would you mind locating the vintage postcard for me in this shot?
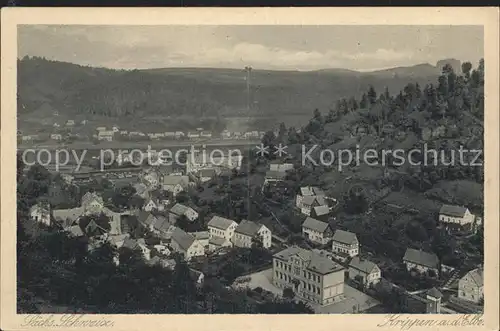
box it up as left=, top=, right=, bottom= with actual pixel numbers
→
left=1, top=7, right=499, bottom=331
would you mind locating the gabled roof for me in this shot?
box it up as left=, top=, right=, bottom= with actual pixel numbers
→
left=122, top=237, right=140, bottom=250
left=273, top=246, right=344, bottom=275
left=427, top=287, right=443, bottom=299
left=191, top=231, right=209, bottom=241
left=152, top=216, right=173, bottom=233
left=403, top=248, right=439, bottom=269
left=209, top=236, right=228, bottom=246
left=300, top=186, right=325, bottom=196
left=137, top=211, right=156, bottom=226
left=163, top=175, right=189, bottom=187
left=302, top=217, right=330, bottom=233
left=349, top=256, right=378, bottom=274
left=313, top=205, right=330, bottom=217
left=332, top=229, right=358, bottom=245
left=301, top=195, right=326, bottom=206
left=439, top=204, right=468, bottom=218
left=66, top=225, right=84, bottom=237
left=234, top=220, right=264, bottom=237
left=170, top=203, right=196, bottom=216
left=171, top=228, right=196, bottom=251
left=463, top=268, right=484, bottom=287
left=207, top=215, right=236, bottom=230
left=53, top=207, right=84, bottom=227
left=265, top=170, right=287, bottom=180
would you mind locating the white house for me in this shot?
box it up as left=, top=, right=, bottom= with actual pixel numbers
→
left=232, top=220, right=271, bottom=249
left=208, top=216, right=238, bottom=241
left=302, top=217, right=333, bottom=245
left=96, top=126, right=106, bottom=132
left=439, top=205, right=475, bottom=226
left=220, top=130, right=231, bottom=139
left=142, top=198, right=160, bottom=212
left=263, top=170, right=287, bottom=188
left=200, top=131, right=212, bottom=138
left=403, top=248, right=439, bottom=275
left=458, top=267, right=484, bottom=304
left=98, top=130, right=114, bottom=141
left=170, top=203, right=198, bottom=222
left=269, top=161, right=294, bottom=173
left=112, top=125, right=120, bottom=133
left=331, top=229, right=359, bottom=257
left=66, top=120, right=75, bottom=127
left=187, top=132, right=200, bottom=139
left=162, top=176, right=189, bottom=196
left=297, top=195, right=327, bottom=216
left=174, top=131, right=185, bottom=139
left=50, top=133, right=63, bottom=141
left=348, top=257, right=381, bottom=287
left=30, top=202, right=51, bottom=226
left=170, top=228, right=205, bottom=261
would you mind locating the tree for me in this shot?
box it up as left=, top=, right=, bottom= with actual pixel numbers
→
left=461, top=62, right=472, bottom=79
left=367, top=86, right=377, bottom=105
left=360, top=93, right=369, bottom=109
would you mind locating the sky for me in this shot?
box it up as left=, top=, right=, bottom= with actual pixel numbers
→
left=18, top=25, right=483, bottom=71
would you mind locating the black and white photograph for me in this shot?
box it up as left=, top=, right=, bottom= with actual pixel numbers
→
left=1, top=7, right=499, bottom=331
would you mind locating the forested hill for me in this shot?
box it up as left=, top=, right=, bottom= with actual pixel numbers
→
left=17, top=57, right=449, bottom=118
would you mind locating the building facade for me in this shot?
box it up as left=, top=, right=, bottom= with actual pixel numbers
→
left=273, top=246, right=346, bottom=306
left=331, top=230, right=359, bottom=257
left=458, top=267, right=484, bottom=304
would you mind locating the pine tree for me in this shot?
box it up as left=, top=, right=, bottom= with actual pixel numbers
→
left=367, top=86, right=377, bottom=105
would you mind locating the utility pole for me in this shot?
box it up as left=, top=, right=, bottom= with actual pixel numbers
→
left=245, top=66, right=252, bottom=111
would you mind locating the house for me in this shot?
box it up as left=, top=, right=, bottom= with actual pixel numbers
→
left=186, top=151, right=243, bottom=173
left=311, top=205, right=331, bottom=220
left=208, top=236, right=232, bottom=252
left=403, top=248, right=439, bottom=275
left=81, top=120, right=88, bottom=125
left=207, top=215, right=238, bottom=242
left=81, top=192, right=104, bottom=212
left=162, top=176, right=189, bottom=196
left=170, top=228, right=205, bottom=261
left=151, top=215, right=176, bottom=239
left=263, top=170, right=287, bottom=188
left=220, top=130, right=231, bottom=139
left=174, top=131, right=185, bottom=139
left=170, top=203, right=198, bottom=222
left=96, top=127, right=106, bottom=132
left=133, top=183, right=150, bottom=199
left=137, top=211, right=158, bottom=230
left=273, top=246, right=345, bottom=306
left=164, top=132, right=175, bottom=139
left=122, top=238, right=151, bottom=261
left=200, top=131, right=212, bottom=138
left=232, top=220, right=271, bottom=249
left=187, top=132, right=200, bottom=139
left=119, top=130, right=128, bottom=135
left=21, top=135, right=33, bottom=142
left=98, top=130, right=114, bottom=141
left=141, top=170, right=160, bottom=188
left=53, top=123, right=60, bottom=128
left=269, top=160, right=294, bottom=173
left=191, top=231, right=210, bottom=250
left=60, top=173, right=74, bottom=185
left=153, top=244, right=171, bottom=256
left=50, top=133, right=63, bottom=141
left=112, top=125, right=120, bottom=133
left=52, top=207, right=84, bottom=228
left=30, top=202, right=51, bottom=226
left=331, top=229, right=359, bottom=257
left=296, top=186, right=325, bottom=204
left=439, top=204, right=475, bottom=227
left=458, top=267, right=484, bottom=304
left=107, top=234, right=130, bottom=248
left=198, top=168, right=217, bottom=183
left=297, top=195, right=327, bottom=216
left=302, top=217, right=332, bottom=245
left=348, top=257, right=381, bottom=287
left=65, top=225, right=85, bottom=238
left=142, top=198, right=161, bottom=212
left=66, top=120, right=75, bottom=127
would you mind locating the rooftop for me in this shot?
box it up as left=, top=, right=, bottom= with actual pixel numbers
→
left=171, top=228, right=196, bottom=251
left=403, top=248, right=439, bottom=269
left=349, top=256, right=378, bottom=274
left=234, top=220, right=264, bottom=237
left=274, top=246, right=344, bottom=275
left=332, top=229, right=358, bottom=245
left=207, top=215, right=236, bottom=230
left=439, top=204, right=468, bottom=218
left=302, top=217, right=330, bottom=233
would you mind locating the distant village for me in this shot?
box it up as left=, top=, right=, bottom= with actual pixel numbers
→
left=27, top=144, right=484, bottom=314
left=18, top=117, right=266, bottom=145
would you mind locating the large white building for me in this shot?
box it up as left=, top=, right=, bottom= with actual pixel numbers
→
left=302, top=217, right=332, bottom=245
left=273, top=246, right=346, bottom=306
left=170, top=228, right=205, bottom=261
left=186, top=151, right=243, bottom=174
left=348, top=257, right=381, bottom=287
left=207, top=215, right=238, bottom=243
left=458, top=267, right=484, bottom=304
left=403, top=248, right=439, bottom=275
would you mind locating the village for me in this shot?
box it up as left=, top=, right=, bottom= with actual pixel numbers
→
left=17, top=119, right=266, bottom=146
left=26, top=136, right=484, bottom=314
